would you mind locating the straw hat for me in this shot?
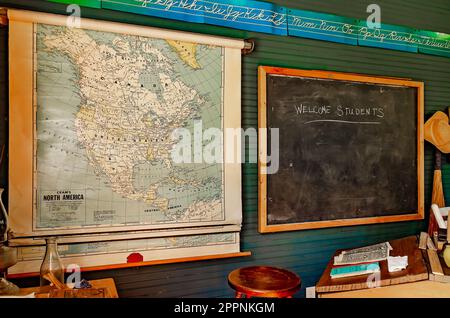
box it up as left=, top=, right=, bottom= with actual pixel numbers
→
left=424, top=111, right=450, bottom=153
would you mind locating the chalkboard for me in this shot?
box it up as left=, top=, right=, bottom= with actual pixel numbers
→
left=258, top=67, right=424, bottom=233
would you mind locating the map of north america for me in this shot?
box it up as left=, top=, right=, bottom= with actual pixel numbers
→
left=35, top=24, right=224, bottom=228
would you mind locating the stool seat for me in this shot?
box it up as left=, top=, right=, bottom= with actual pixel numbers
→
left=228, top=266, right=301, bottom=298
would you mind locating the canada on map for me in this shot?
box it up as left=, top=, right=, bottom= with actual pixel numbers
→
left=35, top=24, right=225, bottom=229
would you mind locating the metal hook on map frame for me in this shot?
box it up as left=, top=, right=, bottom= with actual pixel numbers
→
left=242, top=39, right=255, bottom=55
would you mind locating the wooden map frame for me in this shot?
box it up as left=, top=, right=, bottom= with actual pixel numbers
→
left=8, top=9, right=244, bottom=243
left=258, top=66, right=425, bottom=233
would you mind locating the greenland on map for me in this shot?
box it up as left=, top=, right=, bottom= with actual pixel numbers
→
left=35, top=23, right=225, bottom=230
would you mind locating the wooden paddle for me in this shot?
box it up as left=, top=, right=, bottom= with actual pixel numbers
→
left=428, top=149, right=445, bottom=238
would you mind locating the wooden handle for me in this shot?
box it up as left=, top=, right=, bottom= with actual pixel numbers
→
left=43, top=272, right=66, bottom=289
left=435, top=150, right=442, bottom=170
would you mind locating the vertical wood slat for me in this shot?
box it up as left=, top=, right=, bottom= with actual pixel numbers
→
left=427, top=249, right=444, bottom=275
left=7, top=20, right=34, bottom=235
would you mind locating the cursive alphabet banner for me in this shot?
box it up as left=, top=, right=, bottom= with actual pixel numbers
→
left=417, top=30, right=450, bottom=58
left=357, top=22, right=418, bottom=53
left=288, top=9, right=358, bottom=45
left=101, top=0, right=288, bottom=35
left=46, top=0, right=450, bottom=58
left=47, top=0, right=101, bottom=8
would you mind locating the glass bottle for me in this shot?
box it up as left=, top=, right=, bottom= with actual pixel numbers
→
left=40, top=237, right=64, bottom=287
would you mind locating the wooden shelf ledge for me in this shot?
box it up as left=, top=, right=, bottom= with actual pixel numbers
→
left=8, top=251, right=252, bottom=279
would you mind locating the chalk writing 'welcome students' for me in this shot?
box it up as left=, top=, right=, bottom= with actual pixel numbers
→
left=295, top=104, right=385, bottom=118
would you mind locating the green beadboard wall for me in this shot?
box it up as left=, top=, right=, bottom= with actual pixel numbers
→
left=1, top=0, right=450, bottom=297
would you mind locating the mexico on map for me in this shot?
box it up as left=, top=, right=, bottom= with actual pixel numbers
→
left=35, top=23, right=225, bottom=230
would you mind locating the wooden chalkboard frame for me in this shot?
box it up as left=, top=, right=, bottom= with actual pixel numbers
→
left=258, top=66, right=424, bottom=233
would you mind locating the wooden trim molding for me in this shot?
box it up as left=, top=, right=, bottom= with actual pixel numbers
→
left=258, top=66, right=425, bottom=233
left=257, top=66, right=268, bottom=234
left=7, top=251, right=252, bottom=279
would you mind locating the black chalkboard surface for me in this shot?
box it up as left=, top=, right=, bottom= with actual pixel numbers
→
left=258, top=67, right=424, bottom=233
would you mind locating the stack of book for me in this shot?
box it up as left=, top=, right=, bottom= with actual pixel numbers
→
left=330, top=242, right=392, bottom=279
left=330, top=262, right=380, bottom=279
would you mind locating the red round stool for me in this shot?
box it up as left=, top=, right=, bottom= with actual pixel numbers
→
left=228, top=266, right=301, bottom=298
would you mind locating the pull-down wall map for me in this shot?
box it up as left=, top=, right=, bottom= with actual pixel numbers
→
left=8, top=9, right=243, bottom=274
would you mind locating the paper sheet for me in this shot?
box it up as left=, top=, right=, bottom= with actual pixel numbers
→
left=387, top=256, right=408, bottom=272
left=334, top=242, right=392, bottom=266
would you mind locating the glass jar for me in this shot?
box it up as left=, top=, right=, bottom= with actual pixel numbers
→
left=40, top=237, right=64, bottom=287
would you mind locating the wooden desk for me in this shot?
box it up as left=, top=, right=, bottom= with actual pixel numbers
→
left=18, top=278, right=118, bottom=298
left=321, top=280, right=450, bottom=298
left=316, top=236, right=429, bottom=296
